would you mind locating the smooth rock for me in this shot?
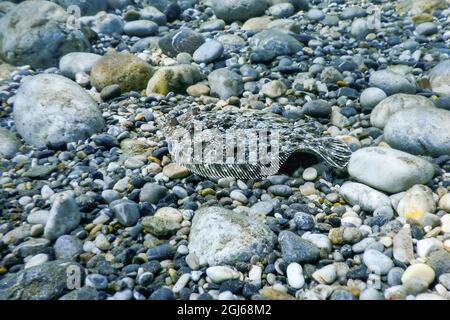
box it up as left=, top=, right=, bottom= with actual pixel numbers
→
left=0, top=1, right=90, bottom=69
left=158, top=28, right=205, bottom=57
left=146, top=64, right=203, bottom=96
left=384, top=107, right=450, bottom=157
left=0, top=260, right=82, bottom=300
left=401, top=263, right=435, bottom=286
left=397, top=185, right=436, bottom=223
left=393, top=226, right=414, bottom=264
left=370, top=94, right=435, bottom=129
left=360, top=87, right=387, bottom=111
left=348, top=147, right=434, bottom=193
left=363, top=249, right=394, bottom=275
left=278, top=230, right=320, bottom=264
left=193, top=40, right=224, bottom=64
left=340, top=182, right=392, bottom=212
left=91, top=52, right=154, bottom=93
left=188, top=207, right=277, bottom=266
left=369, top=69, right=416, bottom=96
left=0, top=128, right=21, bottom=159
left=286, top=263, right=304, bottom=289
left=59, top=52, right=102, bottom=80
left=13, top=74, right=105, bottom=148
left=123, top=20, right=158, bottom=37
left=208, top=68, right=243, bottom=100
left=211, top=0, right=267, bottom=23
left=44, top=193, right=81, bottom=241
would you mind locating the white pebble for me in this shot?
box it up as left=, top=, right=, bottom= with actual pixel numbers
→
left=286, top=263, right=305, bottom=289
left=173, top=273, right=191, bottom=294
left=312, top=264, right=337, bottom=284
left=206, top=266, right=240, bottom=283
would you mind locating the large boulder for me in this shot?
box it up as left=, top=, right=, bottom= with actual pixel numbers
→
left=146, top=64, right=203, bottom=96
left=90, top=52, right=154, bottom=93
left=384, top=107, right=450, bottom=157
left=211, top=0, right=268, bottom=23
left=0, top=0, right=90, bottom=69
left=188, top=206, right=277, bottom=266
left=13, top=74, right=105, bottom=148
left=0, top=260, right=83, bottom=300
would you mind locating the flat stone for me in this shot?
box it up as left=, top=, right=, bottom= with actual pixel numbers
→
left=188, top=207, right=277, bottom=266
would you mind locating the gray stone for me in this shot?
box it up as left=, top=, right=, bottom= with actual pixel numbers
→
left=59, top=286, right=99, bottom=300
left=340, top=182, right=391, bottom=212
left=110, top=199, right=140, bottom=227
left=415, top=22, right=438, bottom=36
left=13, top=238, right=50, bottom=258
left=269, top=3, right=295, bottom=18
left=393, top=227, right=414, bottom=264
left=188, top=207, right=277, bottom=266
left=0, top=0, right=90, bottom=69
left=384, top=107, right=450, bottom=157
left=363, top=249, right=394, bottom=275
left=429, top=60, right=450, bottom=96
left=139, top=6, right=167, bottom=25
left=13, top=74, right=105, bottom=148
left=91, top=12, right=124, bottom=35
left=0, top=128, right=21, bottom=159
left=348, top=147, right=435, bottom=193
left=208, top=68, right=244, bottom=99
left=211, top=0, right=267, bottom=23
left=54, top=235, right=83, bottom=260
left=193, top=40, right=224, bottom=64
left=44, top=193, right=81, bottom=241
left=278, top=231, right=320, bottom=263
left=0, top=260, right=83, bottom=300
left=369, top=70, right=416, bottom=96
left=123, top=20, right=159, bottom=37
left=370, top=94, right=435, bottom=129
left=158, top=28, right=205, bottom=57
left=360, top=87, right=387, bottom=111
left=268, top=185, right=293, bottom=197
left=139, top=183, right=168, bottom=204
left=249, top=29, right=302, bottom=57
left=59, top=52, right=102, bottom=80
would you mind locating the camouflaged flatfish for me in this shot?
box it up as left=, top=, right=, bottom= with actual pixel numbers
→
left=161, top=108, right=352, bottom=179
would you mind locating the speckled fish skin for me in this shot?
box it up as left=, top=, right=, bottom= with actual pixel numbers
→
left=162, top=108, right=352, bottom=179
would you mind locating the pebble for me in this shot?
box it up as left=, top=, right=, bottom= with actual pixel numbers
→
left=193, top=40, right=224, bottom=64
left=363, top=249, right=394, bottom=275
left=286, top=263, right=305, bottom=289
left=206, top=266, right=240, bottom=283
left=402, top=264, right=435, bottom=286
left=312, top=264, right=337, bottom=284
left=340, top=182, right=391, bottom=212
left=44, top=194, right=81, bottom=241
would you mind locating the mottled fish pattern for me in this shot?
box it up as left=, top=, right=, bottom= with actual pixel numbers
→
left=161, top=108, right=352, bottom=179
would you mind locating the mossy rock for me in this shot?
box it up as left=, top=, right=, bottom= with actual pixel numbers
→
left=91, top=52, right=154, bottom=93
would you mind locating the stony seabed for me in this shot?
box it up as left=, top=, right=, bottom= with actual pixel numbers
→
left=0, top=0, right=450, bottom=301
